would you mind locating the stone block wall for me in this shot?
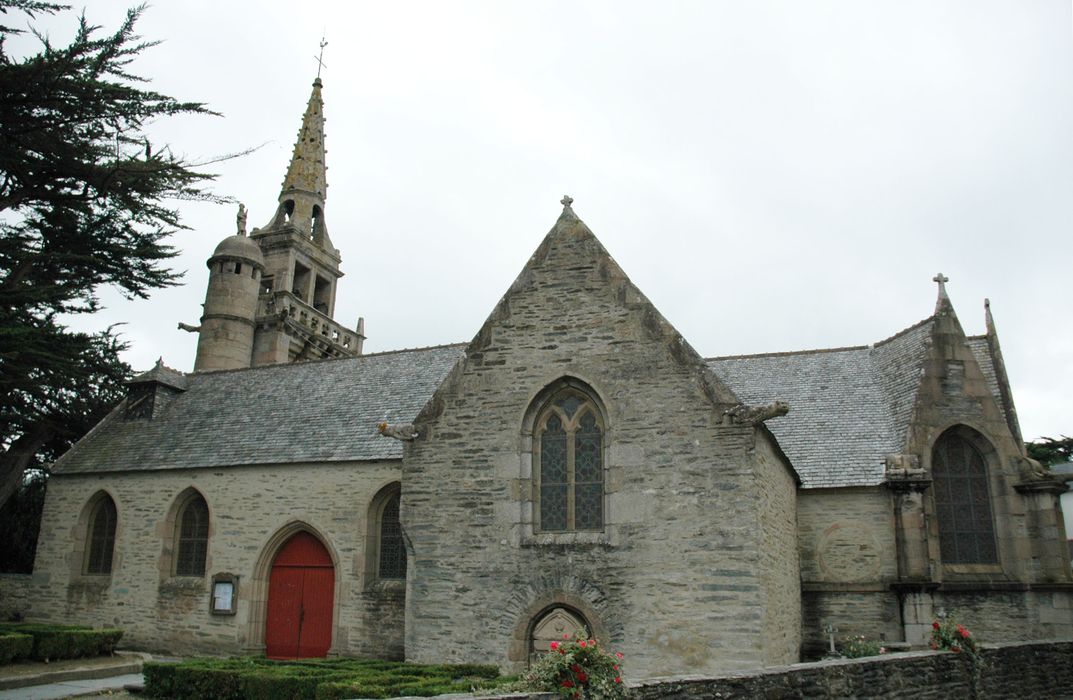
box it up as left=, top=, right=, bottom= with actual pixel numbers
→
left=796, top=487, right=901, bottom=653
left=753, top=432, right=800, bottom=665
left=402, top=215, right=800, bottom=679
left=19, top=461, right=404, bottom=657
left=630, top=639, right=1073, bottom=699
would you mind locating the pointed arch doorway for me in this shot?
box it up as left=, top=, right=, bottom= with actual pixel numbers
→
left=265, top=531, right=335, bottom=659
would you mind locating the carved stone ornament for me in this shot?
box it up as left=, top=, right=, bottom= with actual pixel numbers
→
left=724, top=401, right=789, bottom=426
left=377, top=422, right=418, bottom=442
left=884, top=454, right=930, bottom=492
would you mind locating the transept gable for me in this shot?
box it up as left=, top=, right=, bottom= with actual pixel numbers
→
left=413, top=198, right=743, bottom=432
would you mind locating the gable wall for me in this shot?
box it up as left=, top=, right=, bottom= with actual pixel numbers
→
left=19, top=461, right=404, bottom=658
left=909, top=307, right=1070, bottom=584
left=401, top=219, right=799, bottom=679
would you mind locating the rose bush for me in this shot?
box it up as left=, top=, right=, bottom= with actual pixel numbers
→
left=527, top=631, right=626, bottom=700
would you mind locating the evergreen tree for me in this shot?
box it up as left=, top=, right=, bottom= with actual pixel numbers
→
left=1027, top=436, right=1073, bottom=467
left=0, top=2, right=226, bottom=529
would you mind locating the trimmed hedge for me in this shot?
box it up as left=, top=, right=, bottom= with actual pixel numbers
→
left=144, top=656, right=507, bottom=700
left=0, top=633, right=33, bottom=664
left=0, top=623, right=124, bottom=662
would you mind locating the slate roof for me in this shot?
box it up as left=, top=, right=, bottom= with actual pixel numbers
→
left=54, top=315, right=1010, bottom=490
left=708, top=345, right=901, bottom=489
left=53, top=344, right=465, bottom=474
left=708, top=318, right=1008, bottom=489
left=967, top=335, right=1007, bottom=417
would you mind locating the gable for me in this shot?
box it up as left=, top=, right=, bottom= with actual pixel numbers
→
left=414, top=202, right=742, bottom=431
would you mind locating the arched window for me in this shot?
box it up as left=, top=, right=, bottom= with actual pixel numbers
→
left=378, top=492, right=406, bottom=580
left=932, top=430, right=998, bottom=564
left=85, top=495, right=117, bottom=575
left=535, top=388, right=605, bottom=532
left=175, top=494, right=209, bottom=576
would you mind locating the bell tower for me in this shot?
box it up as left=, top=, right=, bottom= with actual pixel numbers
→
left=184, top=75, right=365, bottom=371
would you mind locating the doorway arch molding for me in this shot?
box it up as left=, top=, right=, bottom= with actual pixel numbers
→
left=245, top=520, right=341, bottom=656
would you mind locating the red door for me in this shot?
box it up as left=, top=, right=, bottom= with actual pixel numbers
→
left=265, top=532, right=335, bottom=659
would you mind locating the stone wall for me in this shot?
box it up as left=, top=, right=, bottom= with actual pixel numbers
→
left=753, top=432, right=800, bottom=665
left=14, top=461, right=404, bottom=657
left=402, top=212, right=800, bottom=679
left=630, top=639, right=1073, bottom=700
left=796, top=487, right=901, bottom=654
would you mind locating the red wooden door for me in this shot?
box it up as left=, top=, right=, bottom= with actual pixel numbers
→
left=265, top=532, right=335, bottom=659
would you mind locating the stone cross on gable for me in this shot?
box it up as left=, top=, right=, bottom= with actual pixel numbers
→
left=314, top=37, right=328, bottom=79
left=933, top=272, right=949, bottom=296
left=561, top=195, right=574, bottom=208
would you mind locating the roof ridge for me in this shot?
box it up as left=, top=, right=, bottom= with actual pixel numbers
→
left=191, top=342, right=467, bottom=377
left=706, top=344, right=870, bottom=361
left=871, top=316, right=933, bottom=348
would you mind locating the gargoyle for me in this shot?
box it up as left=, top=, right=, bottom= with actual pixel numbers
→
left=377, top=422, right=419, bottom=442
left=177, top=322, right=201, bottom=333
left=724, top=401, right=789, bottom=426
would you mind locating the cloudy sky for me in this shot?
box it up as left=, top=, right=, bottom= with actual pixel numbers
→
left=12, top=1, right=1073, bottom=441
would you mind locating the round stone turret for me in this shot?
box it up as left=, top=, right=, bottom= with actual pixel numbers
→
left=212, top=234, right=265, bottom=264
left=193, top=232, right=266, bottom=372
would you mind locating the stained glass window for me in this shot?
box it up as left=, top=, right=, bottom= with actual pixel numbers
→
left=86, top=496, right=117, bottom=575
left=379, top=493, right=407, bottom=579
left=932, top=432, right=998, bottom=564
left=176, top=495, right=209, bottom=576
left=536, top=390, right=604, bottom=532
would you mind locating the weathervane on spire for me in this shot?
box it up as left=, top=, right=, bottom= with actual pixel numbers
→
left=314, top=37, right=328, bottom=79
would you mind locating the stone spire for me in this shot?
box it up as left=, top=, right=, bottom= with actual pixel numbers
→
left=261, top=77, right=333, bottom=250
left=281, top=78, right=327, bottom=203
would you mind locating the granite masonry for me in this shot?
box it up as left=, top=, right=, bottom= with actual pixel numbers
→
left=1, top=75, right=1070, bottom=681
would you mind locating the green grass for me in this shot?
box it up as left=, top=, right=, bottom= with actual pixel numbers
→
left=143, top=656, right=516, bottom=700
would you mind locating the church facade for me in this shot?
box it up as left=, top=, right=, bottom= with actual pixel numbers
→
left=2, top=77, right=1071, bottom=680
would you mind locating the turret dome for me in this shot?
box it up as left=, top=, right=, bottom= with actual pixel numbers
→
left=211, top=234, right=265, bottom=265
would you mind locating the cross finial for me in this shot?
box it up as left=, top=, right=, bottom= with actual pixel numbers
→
left=933, top=272, right=949, bottom=294
left=315, top=37, right=328, bottom=79
left=561, top=195, right=574, bottom=208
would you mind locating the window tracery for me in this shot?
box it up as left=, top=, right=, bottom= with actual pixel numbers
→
left=535, top=389, right=605, bottom=532
left=932, top=430, right=998, bottom=564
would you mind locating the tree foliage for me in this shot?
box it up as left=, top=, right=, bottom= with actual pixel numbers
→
left=0, top=2, right=223, bottom=520
left=1027, top=436, right=1073, bottom=467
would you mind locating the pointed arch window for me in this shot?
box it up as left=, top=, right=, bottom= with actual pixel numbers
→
left=378, top=492, right=406, bottom=580
left=85, top=496, right=117, bottom=575
left=176, top=494, right=209, bottom=576
left=932, top=430, right=998, bottom=564
left=535, top=389, right=604, bottom=532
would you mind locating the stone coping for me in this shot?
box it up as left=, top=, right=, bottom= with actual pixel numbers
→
left=0, top=650, right=150, bottom=691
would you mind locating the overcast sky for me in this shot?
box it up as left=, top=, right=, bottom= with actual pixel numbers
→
left=13, top=1, right=1073, bottom=442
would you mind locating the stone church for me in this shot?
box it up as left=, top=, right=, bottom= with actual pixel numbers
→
left=3, top=77, right=1071, bottom=680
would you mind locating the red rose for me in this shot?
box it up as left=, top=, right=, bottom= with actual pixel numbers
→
left=579, top=640, right=586, bottom=648
left=550, top=642, right=559, bottom=651
left=571, top=664, right=581, bottom=674
left=562, top=680, right=574, bottom=688
left=577, top=672, right=588, bottom=683
left=615, top=652, right=624, bottom=660
left=615, top=677, right=622, bottom=684
left=957, top=625, right=969, bottom=638
left=932, top=621, right=940, bottom=630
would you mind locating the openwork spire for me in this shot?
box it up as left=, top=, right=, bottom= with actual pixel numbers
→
left=280, top=78, right=327, bottom=203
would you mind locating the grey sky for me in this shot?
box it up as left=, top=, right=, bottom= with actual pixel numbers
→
left=15, top=1, right=1073, bottom=441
